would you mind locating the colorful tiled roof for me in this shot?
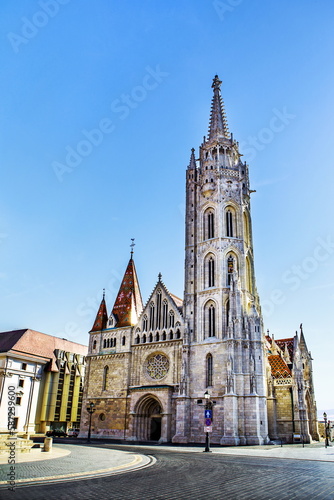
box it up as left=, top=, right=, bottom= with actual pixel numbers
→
left=268, top=355, right=292, bottom=379
left=112, top=258, right=143, bottom=327
left=90, top=297, right=108, bottom=332
left=275, top=338, right=294, bottom=360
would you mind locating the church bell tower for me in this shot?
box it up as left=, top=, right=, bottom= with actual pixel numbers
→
left=176, top=75, right=269, bottom=445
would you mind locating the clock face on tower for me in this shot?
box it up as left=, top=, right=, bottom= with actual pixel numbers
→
left=145, top=353, right=170, bottom=380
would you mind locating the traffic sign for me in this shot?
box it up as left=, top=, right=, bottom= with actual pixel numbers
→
left=205, top=418, right=212, bottom=426
left=204, top=426, right=213, bottom=433
left=204, top=409, right=213, bottom=419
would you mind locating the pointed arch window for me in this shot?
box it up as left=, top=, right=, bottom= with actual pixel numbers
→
left=162, top=300, right=168, bottom=329
left=204, top=302, right=216, bottom=338
left=136, top=335, right=140, bottom=344
left=149, top=303, right=155, bottom=331
left=204, top=207, right=215, bottom=240
left=208, top=305, right=216, bottom=337
left=227, top=255, right=234, bottom=285
left=93, top=340, right=97, bottom=350
left=143, top=315, right=148, bottom=332
left=102, top=365, right=109, bottom=391
left=156, top=290, right=162, bottom=329
left=206, top=354, right=213, bottom=387
left=208, top=256, right=215, bottom=287
left=169, top=311, right=175, bottom=328
left=226, top=209, right=233, bottom=237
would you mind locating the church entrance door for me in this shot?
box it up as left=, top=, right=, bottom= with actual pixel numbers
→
left=135, top=395, right=163, bottom=441
left=150, top=416, right=161, bottom=441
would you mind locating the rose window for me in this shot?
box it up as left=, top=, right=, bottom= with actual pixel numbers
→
left=145, top=353, right=169, bottom=380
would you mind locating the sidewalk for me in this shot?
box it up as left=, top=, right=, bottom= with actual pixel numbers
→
left=0, top=443, right=154, bottom=487
left=0, top=441, right=332, bottom=488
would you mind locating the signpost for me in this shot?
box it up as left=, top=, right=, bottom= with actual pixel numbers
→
left=204, top=392, right=213, bottom=452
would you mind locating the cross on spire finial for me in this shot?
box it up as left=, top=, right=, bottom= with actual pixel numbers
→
left=130, top=238, right=135, bottom=258
left=103, top=288, right=105, bottom=300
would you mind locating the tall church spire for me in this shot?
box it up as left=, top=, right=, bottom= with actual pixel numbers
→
left=111, top=255, right=143, bottom=327
left=208, top=75, right=230, bottom=141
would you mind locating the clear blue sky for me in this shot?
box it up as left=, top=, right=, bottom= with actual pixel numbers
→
left=1, top=1, right=333, bottom=412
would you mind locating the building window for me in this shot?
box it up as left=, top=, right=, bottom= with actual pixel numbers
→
left=143, top=315, right=148, bottom=332
left=149, top=303, right=155, bottom=331
left=204, top=209, right=215, bottom=240
left=162, top=300, right=168, bottom=329
left=226, top=209, right=234, bottom=237
left=208, top=256, right=215, bottom=287
left=155, top=332, right=160, bottom=342
left=136, top=335, right=140, bottom=344
left=102, top=366, right=109, bottom=391
left=206, top=354, right=213, bottom=387
left=103, top=339, right=106, bottom=348
left=156, top=290, right=162, bottom=330
left=21, top=363, right=27, bottom=370
left=162, top=331, right=167, bottom=341
left=149, top=333, right=153, bottom=342
left=227, top=255, right=234, bottom=285
left=99, top=413, right=106, bottom=421
left=208, top=305, right=215, bottom=337
left=142, top=334, right=147, bottom=343
left=122, top=336, right=126, bottom=346
left=93, top=340, right=97, bottom=350
left=18, top=379, right=24, bottom=388
left=169, top=311, right=175, bottom=328
left=16, top=397, right=22, bottom=405
left=205, top=302, right=216, bottom=338
left=169, top=330, right=174, bottom=340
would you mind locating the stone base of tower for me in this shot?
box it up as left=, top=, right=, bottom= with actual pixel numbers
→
left=220, top=436, right=241, bottom=446
left=172, top=396, right=190, bottom=444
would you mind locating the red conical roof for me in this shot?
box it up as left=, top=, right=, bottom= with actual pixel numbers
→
left=90, top=296, right=108, bottom=332
left=112, top=258, right=143, bottom=327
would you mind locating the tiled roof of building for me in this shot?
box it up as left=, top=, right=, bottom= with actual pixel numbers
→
left=268, top=355, right=292, bottom=379
left=112, top=258, right=143, bottom=327
left=275, top=338, right=294, bottom=359
left=90, top=296, right=108, bottom=332
left=0, top=329, right=87, bottom=371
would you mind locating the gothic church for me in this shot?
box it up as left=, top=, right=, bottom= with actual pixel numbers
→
left=80, top=76, right=319, bottom=445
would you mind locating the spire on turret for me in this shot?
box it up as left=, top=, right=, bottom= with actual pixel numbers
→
left=188, top=148, right=196, bottom=169
left=90, top=291, right=108, bottom=332
left=208, top=75, right=230, bottom=141
left=111, top=256, right=143, bottom=327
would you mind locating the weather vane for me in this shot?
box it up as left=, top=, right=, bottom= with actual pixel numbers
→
left=130, top=238, right=135, bottom=258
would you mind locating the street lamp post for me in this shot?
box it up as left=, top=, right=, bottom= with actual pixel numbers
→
left=204, top=391, right=213, bottom=453
left=323, top=412, right=329, bottom=448
left=87, top=402, right=96, bottom=443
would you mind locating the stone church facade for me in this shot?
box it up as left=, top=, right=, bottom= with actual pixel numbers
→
left=79, top=76, right=319, bottom=445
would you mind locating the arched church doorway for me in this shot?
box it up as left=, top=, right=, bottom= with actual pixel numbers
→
left=135, top=395, right=162, bottom=441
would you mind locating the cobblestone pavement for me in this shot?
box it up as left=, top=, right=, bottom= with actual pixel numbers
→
left=0, top=444, right=334, bottom=499
left=0, top=443, right=152, bottom=486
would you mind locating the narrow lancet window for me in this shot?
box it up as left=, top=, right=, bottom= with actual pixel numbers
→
left=208, top=256, right=215, bottom=287
left=226, top=209, right=233, bottom=237
left=206, top=354, right=213, bottom=387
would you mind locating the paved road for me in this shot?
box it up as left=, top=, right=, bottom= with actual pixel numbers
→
left=1, top=445, right=334, bottom=499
